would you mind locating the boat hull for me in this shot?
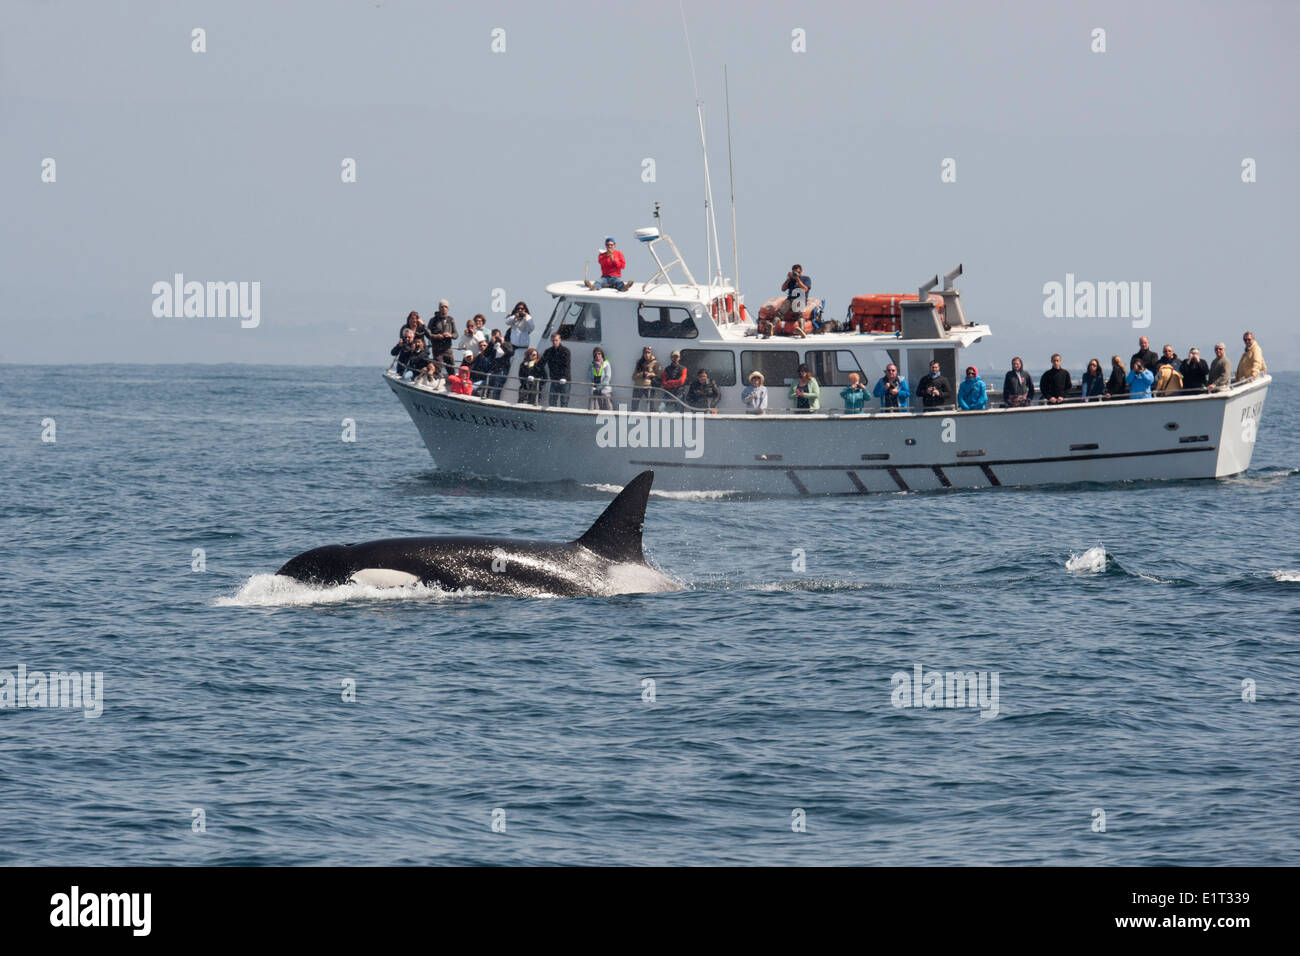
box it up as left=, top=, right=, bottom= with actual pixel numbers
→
left=385, top=375, right=1269, bottom=495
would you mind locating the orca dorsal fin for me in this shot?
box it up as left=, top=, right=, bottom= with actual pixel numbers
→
left=576, top=471, right=654, bottom=563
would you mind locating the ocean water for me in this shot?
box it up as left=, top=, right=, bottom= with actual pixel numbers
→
left=1, top=365, right=1297, bottom=866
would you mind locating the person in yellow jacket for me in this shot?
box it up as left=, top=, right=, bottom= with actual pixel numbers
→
left=1153, top=362, right=1184, bottom=396
left=1235, top=331, right=1267, bottom=382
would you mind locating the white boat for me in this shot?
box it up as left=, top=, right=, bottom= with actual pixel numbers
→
left=385, top=231, right=1269, bottom=494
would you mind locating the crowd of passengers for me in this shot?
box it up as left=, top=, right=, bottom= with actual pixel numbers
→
left=391, top=301, right=1268, bottom=414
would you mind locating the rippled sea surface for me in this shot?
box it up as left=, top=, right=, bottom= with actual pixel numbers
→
left=2, top=365, right=1297, bottom=865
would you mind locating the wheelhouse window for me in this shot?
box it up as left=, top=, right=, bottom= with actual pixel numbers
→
left=805, top=349, right=864, bottom=387
left=679, top=349, right=736, bottom=386
left=741, top=350, right=800, bottom=387
left=542, top=297, right=567, bottom=339
left=637, top=304, right=699, bottom=339
left=557, top=300, right=602, bottom=342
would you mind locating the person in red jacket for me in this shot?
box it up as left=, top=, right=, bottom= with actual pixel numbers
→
left=660, top=350, right=688, bottom=409
left=447, top=357, right=475, bottom=395
left=585, top=237, right=633, bottom=292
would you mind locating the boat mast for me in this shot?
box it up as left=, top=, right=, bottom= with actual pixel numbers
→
left=680, top=3, right=724, bottom=302
left=724, top=65, right=740, bottom=318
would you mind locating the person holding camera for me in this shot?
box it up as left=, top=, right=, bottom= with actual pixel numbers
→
left=506, top=301, right=534, bottom=349
left=872, top=364, right=910, bottom=409
left=390, top=329, right=430, bottom=380
left=485, top=329, right=515, bottom=400
left=840, top=372, right=869, bottom=414
left=788, top=364, right=821, bottom=413
left=585, top=237, right=633, bottom=292
left=917, top=360, right=954, bottom=409
left=778, top=264, right=812, bottom=320
left=455, top=315, right=486, bottom=362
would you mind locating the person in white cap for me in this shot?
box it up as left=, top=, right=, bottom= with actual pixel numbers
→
left=585, top=237, right=633, bottom=291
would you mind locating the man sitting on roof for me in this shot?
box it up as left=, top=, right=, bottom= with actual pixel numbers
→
left=585, top=237, right=633, bottom=292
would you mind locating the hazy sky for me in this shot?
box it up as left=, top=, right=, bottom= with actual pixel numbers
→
left=2, top=0, right=1297, bottom=370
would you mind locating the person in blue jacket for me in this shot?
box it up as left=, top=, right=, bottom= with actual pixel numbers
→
left=1126, top=358, right=1154, bottom=399
left=840, top=372, right=869, bottom=414
left=872, top=364, right=910, bottom=409
left=957, top=366, right=988, bottom=410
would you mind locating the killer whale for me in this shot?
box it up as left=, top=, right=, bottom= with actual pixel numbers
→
left=275, top=470, right=679, bottom=597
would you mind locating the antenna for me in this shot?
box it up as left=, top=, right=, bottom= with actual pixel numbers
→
left=724, top=65, right=739, bottom=317
left=680, top=2, right=724, bottom=297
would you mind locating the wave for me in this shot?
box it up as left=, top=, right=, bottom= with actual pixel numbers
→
left=722, top=579, right=882, bottom=594
left=1064, top=546, right=1177, bottom=584
left=1270, top=570, right=1300, bottom=583
left=583, top=482, right=742, bottom=502
left=213, top=573, right=480, bottom=607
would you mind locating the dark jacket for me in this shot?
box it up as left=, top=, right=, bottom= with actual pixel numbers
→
left=486, top=339, right=515, bottom=374
left=1180, top=357, right=1209, bottom=390
left=391, top=341, right=430, bottom=376
left=1155, top=352, right=1180, bottom=369
left=916, top=372, right=953, bottom=408
left=399, top=320, right=429, bottom=344
left=686, top=378, right=720, bottom=409
left=470, top=352, right=492, bottom=385
left=541, top=344, right=571, bottom=381
left=426, top=314, right=457, bottom=354
left=518, top=358, right=545, bottom=382
left=661, top=362, right=688, bottom=396
left=1131, top=348, right=1159, bottom=372
left=1002, top=368, right=1035, bottom=406
left=1106, top=366, right=1127, bottom=396
left=1039, top=367, right=1072, bottom=401
left=1082, top=371, right=1105, bottom=400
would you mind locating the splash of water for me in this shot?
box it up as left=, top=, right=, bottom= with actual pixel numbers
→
left=1065, top=545, right=1109, bottom=574
left=584, top=482, right=740, bottom=502
left=213, top=573, right=474, bottom=607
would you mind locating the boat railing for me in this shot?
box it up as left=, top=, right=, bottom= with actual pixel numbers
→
left=390, top=361, right=698, bottom=412
left=388, top=361, right=1267, bottom=415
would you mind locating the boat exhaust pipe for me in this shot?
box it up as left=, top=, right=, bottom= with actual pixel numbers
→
left=938, top=263, right=969, bottom=328
left=899, top=275, right=943, bottom=339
